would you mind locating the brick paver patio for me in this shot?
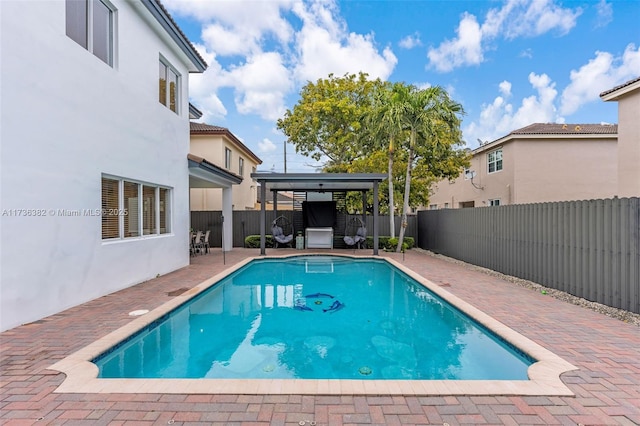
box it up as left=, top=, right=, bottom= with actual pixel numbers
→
left=1, top=248, right=639, bottom=425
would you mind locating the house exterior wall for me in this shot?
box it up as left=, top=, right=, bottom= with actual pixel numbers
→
left=190, top=134, right=259, bottom=211
left=429, top=143, right=515, bottom=208
left=428, top=135, right=618, bottom=209
left=512, top=138, right=618, bottom=203
left=617, top=89, right=640, bottom=197
left=0, top=0, right=194, bottom=331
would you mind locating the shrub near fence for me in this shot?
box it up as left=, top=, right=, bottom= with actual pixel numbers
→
left=417, top=197, right=640, bottom=314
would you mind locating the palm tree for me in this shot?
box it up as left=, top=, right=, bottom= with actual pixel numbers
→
left=367, top=81, right=408, bottom=238
left=395, top=85, right=463, bottom=252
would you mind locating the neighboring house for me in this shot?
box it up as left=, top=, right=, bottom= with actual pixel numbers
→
left=256, top=188, right=300, bottom=211
left=428, top=123, right=619, bottom=209
left=600, top=76, right=640, bottom=198
left=189, top=123, right=262, bottom=211
left=0, top=0, right=206, bottom=332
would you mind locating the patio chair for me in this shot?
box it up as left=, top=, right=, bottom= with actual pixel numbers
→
left=272, top=216, right=294, bottom=248
left=202, top=230, right=210, bottom=254
left=192, top=230, right=204, bottom=255
left=344, top=217, right=366, bottom=249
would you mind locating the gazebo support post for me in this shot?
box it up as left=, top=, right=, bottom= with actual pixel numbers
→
left=273, top=191, right=278, bottom=217
left=373, top=181, right=379, bottom=255
left=361, top=191, right=367, bottom=225
left=260, top=182, right=266, bottom=255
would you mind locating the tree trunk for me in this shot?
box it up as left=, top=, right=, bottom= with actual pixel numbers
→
left=388, top=139, right=395, bottom=238
left=396, top=131, right=414, bottom=252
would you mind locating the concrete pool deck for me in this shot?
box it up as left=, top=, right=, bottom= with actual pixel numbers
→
left=1, top=248, right=639, bottom=424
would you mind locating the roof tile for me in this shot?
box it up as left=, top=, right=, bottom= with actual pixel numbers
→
left=510, top=123, right=618, bottom=135
left=599, top=76, right=640, bottom=97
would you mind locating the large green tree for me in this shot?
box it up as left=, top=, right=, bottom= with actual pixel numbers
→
left=277, top=74, right=468, bottom=245
left=277, top=72, right=383, bottom=169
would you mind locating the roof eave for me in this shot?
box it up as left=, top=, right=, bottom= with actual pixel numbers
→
left=141, top=0, right=207, bottom=73
left=189, top=103, right=203, bottom=120
left=600, top=79, right=640, bottom=101
left=191, top=127, right=263, bottom=165
left=472, top=132, right=618, bottom=155
left=188, top=154, right=242, bottom=185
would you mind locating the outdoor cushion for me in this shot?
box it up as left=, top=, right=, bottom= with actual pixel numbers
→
left=272, top=226, right=284, bottom=237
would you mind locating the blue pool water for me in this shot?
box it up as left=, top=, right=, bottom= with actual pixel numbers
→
left=95, top=256, right=534, bottom=380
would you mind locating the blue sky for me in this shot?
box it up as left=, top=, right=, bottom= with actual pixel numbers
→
left=164, top=0, right=640, bottom=172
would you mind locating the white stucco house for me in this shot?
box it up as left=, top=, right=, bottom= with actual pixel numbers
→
left=0, top=0, right=209, bottom=332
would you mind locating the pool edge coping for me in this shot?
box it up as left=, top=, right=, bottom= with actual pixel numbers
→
left=48, top=253, right=578, bottom=396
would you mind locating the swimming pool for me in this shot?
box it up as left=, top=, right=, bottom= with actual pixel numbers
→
left=94, top=256, right=532, bottom=380
left=50, top=254, right=577, bottom=395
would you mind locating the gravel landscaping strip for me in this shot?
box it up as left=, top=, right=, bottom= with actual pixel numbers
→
left=416, top=248, right=640, bottom=327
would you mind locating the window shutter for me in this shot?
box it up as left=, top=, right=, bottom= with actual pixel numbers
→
left=159, top=188, right=169, bottom=234
left=65, top=0, right=88, bottom=48
left=124, top=181, right=140, bottom=237
left=168, top=68, right=178, bottom=112
left=159, top=62, right=167, bottom=106
left=143, top=185, right=156, bottom=235
left=101, top=177, right=119, bottom=239
left=92, top=0, right=112, bottom=65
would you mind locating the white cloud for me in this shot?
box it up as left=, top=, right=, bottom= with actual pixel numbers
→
left=428, top=0, right=582, bottom=72
left=415, top=82, right=433, bottom=91
left=507, top=0, right=581, bottom=38
left=164, top=0, right=396, bottom=123
left=258, top=138, right=278, bottom=153
left=399, top=32, right=422, bottom=49
left=464, top=73, right=559, bottom=144
left=427, top=13, right=483, bottom=72
left=594, top=0, right=613, bottom=28
left=292, top=1, right=397, bottom=82
left=187, top=46, right=227, bottom=121
left=201, top=23, right=260, bottom=57
left=560, top=44, right=640, bottom=115
left=222, top=52, right=293, bottom=120
left=519, top=48, right=533, bottom=59
left=498, top=80, right=512, bottom=97
left=162, top=0, right=294, bottom=48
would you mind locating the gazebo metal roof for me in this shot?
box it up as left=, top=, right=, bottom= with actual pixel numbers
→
left=251, top=172, right=386, bottom=192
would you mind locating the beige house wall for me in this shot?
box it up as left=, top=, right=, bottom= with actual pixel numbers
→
left=512, top=138, right=618, bottom=203
left=429, top=143, right=514, bottom=208
left=190, top=134, right=259, bottom=211
left=616, top=89, right=640, bottom=197
left=428, top=134, right=618, bottom=209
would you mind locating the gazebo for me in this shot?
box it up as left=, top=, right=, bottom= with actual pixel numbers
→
left=250, top=173, right=387, bottom=255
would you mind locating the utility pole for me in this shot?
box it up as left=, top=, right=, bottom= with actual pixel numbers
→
left=283, top=139, right=287, bottom=173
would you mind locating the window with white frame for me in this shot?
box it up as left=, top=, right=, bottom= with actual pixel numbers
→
left=66, top=0, right=115, bottom=66
left=239, top=157, right=244, bottom=176
left=159, top=58, right=180, bottom=113
left=488, top=148, right=503, bottom=173
left=225, top=148, right=232, bottom=169
left=102, top=176, right=171, bottom=240
left=489, top=199, right=500, bottom=206
left=429, top=204, right=438, bottom=210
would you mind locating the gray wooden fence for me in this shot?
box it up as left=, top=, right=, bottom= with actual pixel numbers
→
left=417, top=197, right=640, bottom=314
left=190, top=211, right=417, bottom=248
